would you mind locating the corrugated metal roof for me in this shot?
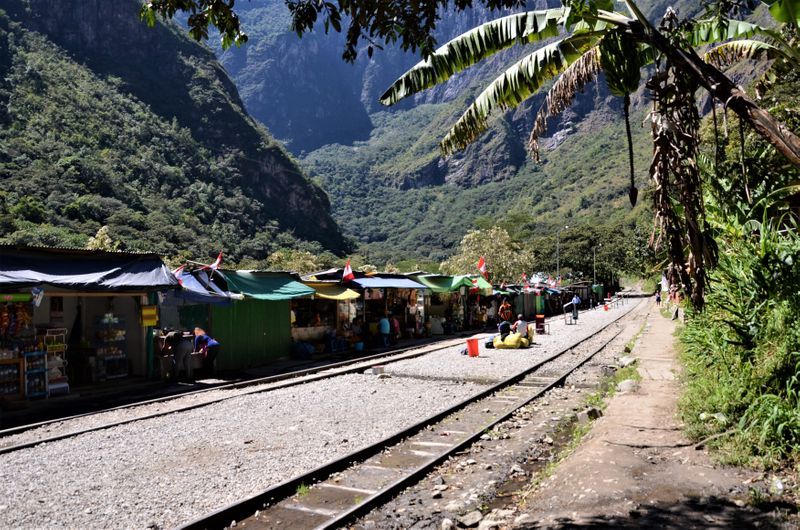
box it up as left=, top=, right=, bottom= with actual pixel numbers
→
left=0, top=244, right=164, bottom=258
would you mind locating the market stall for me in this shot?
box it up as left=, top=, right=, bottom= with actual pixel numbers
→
left=350, top=276, right=426, bottom=343
left=212, top=270, right=315, bottom=369
left=294, top=281, right=360, bottom=353
left=0, top=245, right=178, bottom=399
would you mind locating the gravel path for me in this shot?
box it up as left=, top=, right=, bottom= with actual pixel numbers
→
left=0, top=374, right=484, bottom=529
left=386, top=301, right=639, bottom=383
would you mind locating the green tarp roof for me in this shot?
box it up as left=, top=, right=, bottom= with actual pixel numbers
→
left=411, top=275, right=474, bottom=293
left=469, top=276, right=492, bottom=290
left=220, top=271, right=315, bottom=300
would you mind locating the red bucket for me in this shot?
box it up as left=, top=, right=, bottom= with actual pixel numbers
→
left=466, top=338, right=480, bottom=357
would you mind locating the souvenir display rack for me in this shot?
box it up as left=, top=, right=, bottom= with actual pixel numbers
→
left=23, top=350, right=47, bottom=398
left=94, top=314, right=128, bottom=380
left=0, top=301, right=36, bottom=399
left=45, top=328, right=70, bottom=396
left=0, top=356, right=23, bottom=399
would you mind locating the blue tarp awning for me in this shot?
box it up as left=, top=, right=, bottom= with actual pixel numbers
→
left=0, top=246, right=177, bottom=291
left=352, top=277, right=427, bottom=290
left=161, top=270, right=238, bottom=305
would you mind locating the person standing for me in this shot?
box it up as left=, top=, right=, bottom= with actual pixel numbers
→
left=390, top=313, right=401, bottom=344
left=486, top=302, right=496, bottom=326
left=655, top=291, right=661, bottom=306
left=193, top=327, right=220, bottom=376
left=378, top=313, right=391, bottom=347
left=498, top=298, right=513, bottom=323
left=571, top=293, right=581, bottom=321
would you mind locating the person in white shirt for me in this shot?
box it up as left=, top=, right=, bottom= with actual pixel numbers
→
left=512, top=314, right=529, bottom=338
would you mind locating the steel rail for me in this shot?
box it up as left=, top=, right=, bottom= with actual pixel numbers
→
left=177, top=304, right=637, bottom=530
left=0, top=336, right=474, bottom=455
left=319, top=329, right=622, bottom=530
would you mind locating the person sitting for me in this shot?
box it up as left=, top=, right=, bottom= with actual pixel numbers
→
left=498, top=319, right=512, bottom=340
left=193, top=327, right=220, bottom=376
left=512, top=314, right=529, bottom=339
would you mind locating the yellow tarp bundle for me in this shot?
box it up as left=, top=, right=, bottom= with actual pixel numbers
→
left=493, top=333, right=530, bottom=349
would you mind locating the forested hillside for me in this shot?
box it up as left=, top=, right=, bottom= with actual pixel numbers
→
left=0, top=0, right=348, bottom=260
left=208, top=0, right=701, bottom=263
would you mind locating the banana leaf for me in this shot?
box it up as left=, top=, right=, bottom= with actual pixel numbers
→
left=761, top=0, right=800, bottom=24
left=703, top=39, right=785, bottom=68
left=380, top=8, right=567, bottom=106
left=440, top=33, right=602, bottom=155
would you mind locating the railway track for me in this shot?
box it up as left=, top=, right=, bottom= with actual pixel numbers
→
left=179, top=306, right=638, bottom=530
left=0, top=335, right=479, bottom=454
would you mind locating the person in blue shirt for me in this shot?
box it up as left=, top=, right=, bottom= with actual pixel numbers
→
left=194, top=327, right=220, bottom=375
left=378, top=313, right=391, bottom=347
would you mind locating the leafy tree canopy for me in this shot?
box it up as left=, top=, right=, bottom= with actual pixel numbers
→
left=141, top=0, right=528, bottom=61
left=440, top=226, right=533, bottom=282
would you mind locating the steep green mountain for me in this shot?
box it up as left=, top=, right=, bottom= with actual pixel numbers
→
left=206, top=0, right=683, bottom=263
left=0, top=0, right=348, bottom=260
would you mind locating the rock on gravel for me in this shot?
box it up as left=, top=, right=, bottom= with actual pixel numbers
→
left=458, top=510, right=484, bottom=527
left=618, top=355, right=637, bottom=367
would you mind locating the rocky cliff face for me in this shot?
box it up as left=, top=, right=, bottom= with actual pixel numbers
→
left=210, top=0, right=613, bottom=190
left=6, top=0, right=348, bottom=253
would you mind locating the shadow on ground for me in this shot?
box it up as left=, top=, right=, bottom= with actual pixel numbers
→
left=519, top=496, right=795, bottom=529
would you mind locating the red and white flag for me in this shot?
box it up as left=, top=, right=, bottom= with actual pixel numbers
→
left=172, top=264, right=185, bottom=285
left=201, top=252, right=223, bottom=271
left=477, top=256, right=488, bottom=278
left=342, top=259, right=355, bottom=282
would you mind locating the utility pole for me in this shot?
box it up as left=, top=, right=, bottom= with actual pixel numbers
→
left=556, top=225, right=568, bottom=281
left=593, top=243, right=602, bottom=285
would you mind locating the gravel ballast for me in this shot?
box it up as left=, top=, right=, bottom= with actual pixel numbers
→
left=0, top=374, right=484, bottom=529
left=386, top=301, right=639, bottom=383
left=0, top=300, right=640, bottom=529
left=0, top=337, right=471, bottom=450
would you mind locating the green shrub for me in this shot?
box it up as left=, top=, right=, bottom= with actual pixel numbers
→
left=679, top=204, right=800, bottom=467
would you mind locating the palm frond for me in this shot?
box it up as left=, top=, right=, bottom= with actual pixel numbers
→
left=440, top=33, right=602, bottom=156
left=528, top=46, right=602, bottom=160
left=380, top=8, right=567, bottom=106
left=703, top=39, right=784, bottom=69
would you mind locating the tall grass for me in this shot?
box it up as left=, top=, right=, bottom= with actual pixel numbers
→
left=678, top=195, right=800, bottom=468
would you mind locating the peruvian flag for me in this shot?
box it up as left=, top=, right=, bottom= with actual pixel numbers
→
left=477, top=256, right=488, bottom=278
left=342, top=259, right=355, bottom=282
left=172, top=264, right=185, bottom=285
left=201, top=252, right=223, bottom=271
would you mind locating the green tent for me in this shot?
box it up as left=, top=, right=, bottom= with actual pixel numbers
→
left=220, top=271, right=315, bottom=300
left=411, top=274, right=474, bottom=293
left=467, top=275, right=492, bottom=291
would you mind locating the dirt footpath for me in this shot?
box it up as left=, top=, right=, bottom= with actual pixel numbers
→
left=515, top=311, right=788, bottom=529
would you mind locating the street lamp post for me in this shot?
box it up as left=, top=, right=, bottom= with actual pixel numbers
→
left=556, top=225, right=569, bottom=281
left=593, top=243, right=602, bottom=285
